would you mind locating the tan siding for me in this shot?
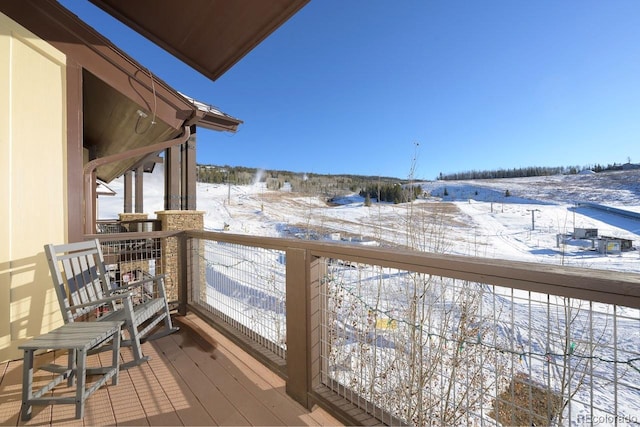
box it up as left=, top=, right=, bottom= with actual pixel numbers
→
left=0, top=14, right=11, bottom=363
left=0, top=12, right=67, bottom=362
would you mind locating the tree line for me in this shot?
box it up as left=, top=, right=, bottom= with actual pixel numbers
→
left=437, top=162, right=632, bottom=181
left=196, top=164, right=401, bottom=195
left=359, top=184, right=422, bottom=204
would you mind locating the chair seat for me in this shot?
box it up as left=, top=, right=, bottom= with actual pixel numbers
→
left=99, top=297, right=166, bottom=324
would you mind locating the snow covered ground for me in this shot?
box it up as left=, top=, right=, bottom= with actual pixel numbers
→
left=100, top=167, right=640, bottom=274
left=99, top=167, right=640, bottom=424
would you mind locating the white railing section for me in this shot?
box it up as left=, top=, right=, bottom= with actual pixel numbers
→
left=98, top=236, right=162, bottom=286
left=317, top=257, right=640, bottom=426
left=89, top=231, right=182, bottom=305
left=188, top=237, right=287, bottom=361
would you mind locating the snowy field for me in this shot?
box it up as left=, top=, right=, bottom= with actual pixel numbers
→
left=100, top=167, right=640, bottom=274
left=99, top=167, right=640, bottom=425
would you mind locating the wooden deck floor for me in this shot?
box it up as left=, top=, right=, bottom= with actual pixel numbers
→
left=0, top=313, right=342, bottom=426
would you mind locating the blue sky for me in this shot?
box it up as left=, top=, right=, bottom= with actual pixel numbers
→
left=62, top=1, right=640, bottom=180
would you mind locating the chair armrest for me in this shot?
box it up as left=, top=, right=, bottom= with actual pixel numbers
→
left=69, top=292, right=134, bottom=310
left=108, top=274, right=165, bottom=293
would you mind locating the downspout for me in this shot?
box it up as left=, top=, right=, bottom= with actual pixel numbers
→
left=82, top=125, right=191, bottom=235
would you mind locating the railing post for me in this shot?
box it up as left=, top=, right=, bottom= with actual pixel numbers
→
left=285, top=247, right=310, bottom=408
left=308, top=254, right=326, bottom=393
left=177, top=232, right=188, bottom=316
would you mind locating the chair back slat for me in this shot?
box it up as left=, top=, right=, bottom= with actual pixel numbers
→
left=45, top=240, right=113, bottom=322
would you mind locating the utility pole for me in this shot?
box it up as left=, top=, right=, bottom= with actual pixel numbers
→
left=221, top=168, right=230, bottom=205
left=527, top=209, right=541, bottom=230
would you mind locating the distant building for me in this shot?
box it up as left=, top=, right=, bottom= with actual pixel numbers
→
left=598, top=239, right=621, bottom=255
left=574, top=228, right=598, bottom=239
left=622, top=163, right=640, bottom=170
left=599, top=236, right=634, bottom=252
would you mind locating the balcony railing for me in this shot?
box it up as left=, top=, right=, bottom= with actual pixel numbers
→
left=88, top=228, right=640, bottom=426
left=90, top=225, right=181, bottom=304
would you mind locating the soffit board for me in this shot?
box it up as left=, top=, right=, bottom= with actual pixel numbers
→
left=83, top=70, right=177, bottom=182
left=88, top=0, right=310, bottom=81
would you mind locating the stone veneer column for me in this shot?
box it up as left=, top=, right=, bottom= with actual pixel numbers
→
left=155, top=210, right=204, bottom=302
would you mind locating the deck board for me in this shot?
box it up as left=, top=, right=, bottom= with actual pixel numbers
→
left=184, top=317, right=324, bottom=426
left=154, top=329, right=250, bottom=426
left=103, top=348, right=149, bottom=426
left=167, top=332, right=284, bottom=426
left=143, top=337, right=219, bottom=426
left=0, top=313, right=342, bottom=427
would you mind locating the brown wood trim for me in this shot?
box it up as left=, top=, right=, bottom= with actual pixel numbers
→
left=210, top=0, right=309, bottom=81
left=88, top=0, right=310, bottom=82
left=134, top=166, right=144, bottom=213
left=179, top=231, right=639, bottom=424
left=66, top=60, right=83, bottom=243
left=311, top=384, right=398, bottom=426
left=183, top=230, right=640, bottom=309
left=182, top=126, right=197, bottom=210
left=86, top=230, right=182, bottom=240
left=124, top=171, right=133, bottom=213
left=285, top=248, right=309, bottom=408
left=165, top=145, right=180, bottom=210
left=308, top=256, right=324, bottom=391
left=178, top=234, right=188, bottom=316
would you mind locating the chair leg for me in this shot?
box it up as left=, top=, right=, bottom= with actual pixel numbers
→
left=142, top=309, right=180, bottom=343
left=157, top=279, right=179, bottom=337
left=128, top=322, right=145, bottom=362
left=162, top=303, right=179, bottom=334
left=21, top=350, right=34, bottom=421
left=75, top=349, right=86, bottom=419
left=116, top=319, right=150, bottom=369
left=67, top=348, right=78, bottom=386
left=117, top=296, right=150, bottom=368
left=112, top=330, right=120, bottom=385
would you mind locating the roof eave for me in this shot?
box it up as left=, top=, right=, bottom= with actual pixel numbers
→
left=87, top=0, right=310, bottom=82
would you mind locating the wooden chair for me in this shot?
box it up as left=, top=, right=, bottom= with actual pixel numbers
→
left=44, top=239, right=179, bottom=368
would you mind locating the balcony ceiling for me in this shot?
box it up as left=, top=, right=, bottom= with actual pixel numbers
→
left=83, top=70, right=242, bottom=183
left=83, top=70, right=175, bottom=182
left=1, top=0, right=306, bottom=183
left=88, top=0, right=310, bottom=81
left=84, top=0, right=308, bottom=181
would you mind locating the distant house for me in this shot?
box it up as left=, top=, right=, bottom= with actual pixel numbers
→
left=574, top=228, right=598, bottom=239
left=599, top=236, right=634, bottom=252
left=1, top=0, right=307, bottom=362
left=622, top=163, right=640, bottom=170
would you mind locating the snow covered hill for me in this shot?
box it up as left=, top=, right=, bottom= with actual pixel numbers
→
left=98, top=167, right=640, bottom=424
left=100, top=168, right=640, bottom=273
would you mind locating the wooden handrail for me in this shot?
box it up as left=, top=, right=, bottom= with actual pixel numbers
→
left=184, top=229, right=640, bottom=309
